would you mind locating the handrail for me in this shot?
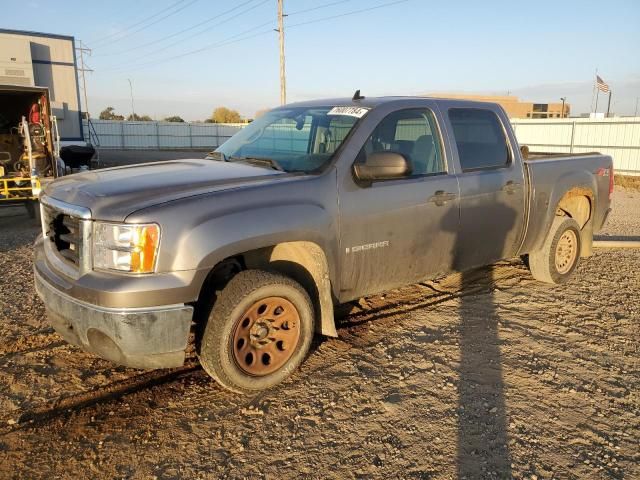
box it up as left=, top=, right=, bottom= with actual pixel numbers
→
left=87, top=118, right=101, bottom=147
left=0, top=176, right=41, bottom=201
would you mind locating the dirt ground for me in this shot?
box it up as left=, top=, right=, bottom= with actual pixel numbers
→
left=0, top=188, right=638, bottom=479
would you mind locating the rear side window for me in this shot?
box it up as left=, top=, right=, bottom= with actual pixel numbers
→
left=448, top=108, right=510, bottom=171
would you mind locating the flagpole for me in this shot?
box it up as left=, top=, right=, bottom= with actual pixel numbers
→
left=591, top=68, right=598, bottom=113
left=606, top=90, right=612, bottom=118
left=595, top=89, right=599, bottom=113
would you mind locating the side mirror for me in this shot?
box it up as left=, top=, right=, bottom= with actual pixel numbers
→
left=353, top=151, right=411, bottom=184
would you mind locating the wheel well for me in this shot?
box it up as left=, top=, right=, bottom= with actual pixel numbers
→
left=556, top=189, right=592, bottom=229
left=555, top=188, right=593, bottom=257
left=194, top=242, right=337, bottom=339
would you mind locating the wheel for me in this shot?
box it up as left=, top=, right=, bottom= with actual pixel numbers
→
left=528, top=216, right=582, bottom=284
left=198, top=269, right=314, bottom=394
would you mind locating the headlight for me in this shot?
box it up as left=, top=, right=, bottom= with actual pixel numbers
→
left=93, top=222, right=160, bottom=273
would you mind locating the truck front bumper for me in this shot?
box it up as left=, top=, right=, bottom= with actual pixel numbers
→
left=34, top=269, right=193, bottom=369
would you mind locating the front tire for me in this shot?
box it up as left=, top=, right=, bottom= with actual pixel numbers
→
left=528, top=216, right=582, bottom=284
left=198, top=269, right=314, bottom=394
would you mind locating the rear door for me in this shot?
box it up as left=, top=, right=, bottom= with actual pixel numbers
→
left=337, top=104, right=460, bottom=301
left=443, top=106, right=526, bottom=270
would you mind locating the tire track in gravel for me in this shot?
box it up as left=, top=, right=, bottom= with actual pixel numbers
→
left=0, top=261, right=530, bottom=435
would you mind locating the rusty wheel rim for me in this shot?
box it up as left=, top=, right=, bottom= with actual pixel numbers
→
left=231, top=297, right=301, bottom=376
left=555, top=229, right=578, bottom=274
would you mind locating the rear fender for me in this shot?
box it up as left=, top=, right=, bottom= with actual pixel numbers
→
left=532, top=171, right=596, bottom=255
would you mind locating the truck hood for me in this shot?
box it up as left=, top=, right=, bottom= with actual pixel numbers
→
left=44, top=159, right=288, bottom=221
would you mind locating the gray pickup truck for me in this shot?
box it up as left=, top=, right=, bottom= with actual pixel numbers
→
left=34, top=95, right=613, bottom=393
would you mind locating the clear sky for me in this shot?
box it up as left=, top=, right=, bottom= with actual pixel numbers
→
left=3, top=0, right=639, bottom=120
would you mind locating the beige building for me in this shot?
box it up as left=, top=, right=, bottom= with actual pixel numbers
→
left=426, top=93, right=570, bottom=119
left=0, top=28, right=83, bottom=141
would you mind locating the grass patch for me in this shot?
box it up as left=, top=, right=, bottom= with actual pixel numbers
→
left=615, top=175, right=640, bottom=191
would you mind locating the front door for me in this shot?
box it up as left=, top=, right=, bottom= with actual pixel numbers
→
left=338, top=107, right=460, bottom=301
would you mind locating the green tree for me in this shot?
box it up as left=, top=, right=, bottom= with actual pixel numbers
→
left=210, top=106, right=242, bottom=123
left=163, top=115, right=185, bottom=123
left=98, top=107, right=124, bottom=121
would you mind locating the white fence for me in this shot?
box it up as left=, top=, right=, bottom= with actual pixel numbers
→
left=85, top=117, right=640, bottom=175
left=83, top=119, right=245, bottom=150
left=511, top=117, right=640, bottom=176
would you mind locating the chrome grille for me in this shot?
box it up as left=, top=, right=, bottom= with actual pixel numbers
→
left=42, top=204, right=81, bottom=268
left=40, top=196, right=92, bottom=278
left=52, top=213, right=80, bottom=266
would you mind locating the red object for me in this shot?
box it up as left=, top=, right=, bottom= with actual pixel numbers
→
left=29, top=103, right=40, bottom=123
left=609, top=164, right=615, bottom=201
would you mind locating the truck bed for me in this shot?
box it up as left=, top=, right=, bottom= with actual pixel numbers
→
left=520, top=152, right=613, bottom=255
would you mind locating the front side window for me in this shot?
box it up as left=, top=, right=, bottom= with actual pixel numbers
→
left=448, top=108, right=510, bottom=171
left=215, top=107, right=359, bottom=173
left=356, top=108, right=445, bottom=176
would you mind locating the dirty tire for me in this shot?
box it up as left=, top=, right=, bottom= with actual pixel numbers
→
left=528, top=216, right=582, bottom=284
left=198, top=269, right=314, bottom=394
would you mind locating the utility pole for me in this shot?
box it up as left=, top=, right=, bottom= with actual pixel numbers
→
left=127, top=78, right=136, bottom=120
left=277, top=0, right=287, bottom=105
left=76, top=40, right=93, bottom=119
left=560, top=97, right=566, bottom=118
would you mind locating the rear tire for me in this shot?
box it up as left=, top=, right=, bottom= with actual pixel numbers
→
left=528, top=216, right=582, bottom=284
left=198, top=269, right=314, bottom=394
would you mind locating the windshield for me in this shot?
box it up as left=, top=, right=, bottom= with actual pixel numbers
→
left=214, top=106, right=362, bottom=173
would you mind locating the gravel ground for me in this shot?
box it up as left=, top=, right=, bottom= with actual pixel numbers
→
left=0, top=187, right=638, bottom=479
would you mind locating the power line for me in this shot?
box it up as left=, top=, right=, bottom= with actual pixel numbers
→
left=101, top=22, right=276, bottom=73
left=287, top=0, right=409, bottom=29
left=89, top=0, right=190, bottom=45
left=100, top=16, right=275, bottom=72
left=91, top=0, right=199, bottom=48
left=99, top=0, right=410, bottom=75
left=96, top=0, right=363, bottom=69
left=94, top=0, right=261, bottom=57
left=286, top=0, right=355, bottom=16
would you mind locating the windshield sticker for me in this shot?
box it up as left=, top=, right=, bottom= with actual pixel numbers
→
left=327, top=106, right=370, bottom=118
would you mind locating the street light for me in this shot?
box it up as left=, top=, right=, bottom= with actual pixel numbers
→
left=127, top=78, right=136, bottom=120
left=560, top=97, right=567, bottom=118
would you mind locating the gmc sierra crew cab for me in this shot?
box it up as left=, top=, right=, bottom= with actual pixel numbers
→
left=34, top=95, right=614, bottom=393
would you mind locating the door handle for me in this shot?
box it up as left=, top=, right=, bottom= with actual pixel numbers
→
left=428, top=190, right=457, bottom=206
left=502, top=181, right=521, bottom=194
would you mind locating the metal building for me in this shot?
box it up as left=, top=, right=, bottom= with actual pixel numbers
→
left=0, top=28, right=84, bottom=144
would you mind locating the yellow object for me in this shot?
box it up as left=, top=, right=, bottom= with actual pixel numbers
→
left=130, top=224, right=160, bottom=273
left=0, top=176, right=41, bottom=201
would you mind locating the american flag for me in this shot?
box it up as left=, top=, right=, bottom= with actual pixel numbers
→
left=596, top=75, right=610, bottom=93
